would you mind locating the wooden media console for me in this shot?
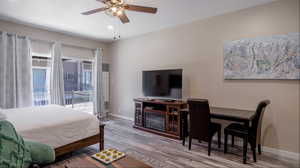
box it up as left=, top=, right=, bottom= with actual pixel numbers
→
left=133, top=98, right=187, bottom=139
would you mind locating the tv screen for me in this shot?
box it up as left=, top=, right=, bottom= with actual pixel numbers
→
left=143, top=69, right=182, bottom=99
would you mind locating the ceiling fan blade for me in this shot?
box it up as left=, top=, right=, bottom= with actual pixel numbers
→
left=81, top=7, right=107, bottom=15
left=118, top=12, right=130, bottom=24
left=125, top=4, right=157, bottom=14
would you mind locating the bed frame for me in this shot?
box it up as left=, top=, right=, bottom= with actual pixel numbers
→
left=54, top=124, right=105, bottom=157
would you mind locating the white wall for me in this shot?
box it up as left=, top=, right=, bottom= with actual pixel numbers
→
left=109, top=0, right=300, bottom=154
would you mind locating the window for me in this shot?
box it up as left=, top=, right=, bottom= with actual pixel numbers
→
left=32, top=56, right=51, bottom=106
left=63, top=59, right=94, bottom=105
left=82, top=62, right=93, bottom=91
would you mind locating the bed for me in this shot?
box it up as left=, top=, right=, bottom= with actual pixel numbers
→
left=2, top=105, right=104, bottom=157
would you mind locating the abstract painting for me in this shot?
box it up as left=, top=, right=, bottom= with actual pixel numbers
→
left=224, top=33, right=300, bottom=79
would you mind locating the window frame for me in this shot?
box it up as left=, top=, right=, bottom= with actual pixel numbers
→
left=32, top=65, right=51, bottom=106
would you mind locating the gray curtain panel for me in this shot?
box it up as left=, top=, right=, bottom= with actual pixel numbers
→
left=0, top=32, right=33, bottom=109
left=93, top=48, right=105, bottom=119
left=50, top=42, right=65, bottom=105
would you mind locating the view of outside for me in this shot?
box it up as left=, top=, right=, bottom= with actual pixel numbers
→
left=32, top=68, right=50, bottom=106
left=32, top=57, right=94, bottom=107
left=63, top=59, right=94, bottom=105
left=32, top=57, right=51, bottom=106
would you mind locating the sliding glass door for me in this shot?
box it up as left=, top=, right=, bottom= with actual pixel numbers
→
left=63, top=59, right=94, bottom=107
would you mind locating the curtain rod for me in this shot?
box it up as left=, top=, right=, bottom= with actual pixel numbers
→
left=1, top=31, right=27, bottom=38
left=62, top=43, right=97, bottom=51
left=30, top=37, right=54, bottom=44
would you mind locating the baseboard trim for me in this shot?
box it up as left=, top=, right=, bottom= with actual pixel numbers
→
left=262, top=146, right=299, bottom=161
left=109, top=113, right=134, bottom=121
left=213, top=137, right=299, bottom=162
left=111, top=113, right=299, bottom=162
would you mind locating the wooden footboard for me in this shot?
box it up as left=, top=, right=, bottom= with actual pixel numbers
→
left=55, top=124, right=105, bottom=157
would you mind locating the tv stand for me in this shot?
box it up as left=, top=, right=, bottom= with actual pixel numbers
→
left=133, top=98, right=187, bottom=139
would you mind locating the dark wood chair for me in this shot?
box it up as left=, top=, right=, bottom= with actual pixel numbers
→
left=224, top=100, right=270, bottom=164
left=185, top=99, right=221, bottom=156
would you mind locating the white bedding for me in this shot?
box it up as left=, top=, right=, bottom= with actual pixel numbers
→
left=0, top=110, right=6, bottom=120
left=2, top=105, right=99, bottom=148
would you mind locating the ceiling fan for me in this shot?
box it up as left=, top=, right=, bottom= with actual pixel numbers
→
left=81, top=0, right=158, bottom=24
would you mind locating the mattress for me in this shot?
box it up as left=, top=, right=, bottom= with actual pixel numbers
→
left=2, top=105, right=99, bottom=148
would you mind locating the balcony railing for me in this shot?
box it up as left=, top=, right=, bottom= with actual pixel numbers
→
left=33, top=90, right=108, bottom=115
left=65, top=90, right=94, bottom=114
left=65, top=90, right=94, bottom=106
left=33, top=90, right=94, bottom=107
left=33, top=91, right=50, bottom=106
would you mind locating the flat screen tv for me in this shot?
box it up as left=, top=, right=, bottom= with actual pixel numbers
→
left=143, top=69, right=182, bottom=99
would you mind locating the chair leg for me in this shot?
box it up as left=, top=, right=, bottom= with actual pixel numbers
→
left=218, top=130, right=221, bottom=148
left=249, top=141, right=257, bottom=162
left=224, top=132, right=228, bottom=153
left=252, top=146, right=257, bottom=162
left=231, top=135, right=235, bottom=147
left=208, top=138, right=211, bottom=156
left=258, top=144, right=262, bottom=155
left=182, top=118, right=185, bottom=146
left=243, top=137, right=248, bottom=164
left=189, top=137, right=192, bottom=150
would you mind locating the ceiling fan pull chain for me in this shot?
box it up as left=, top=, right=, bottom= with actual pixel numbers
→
left=118, top=19, right=121, bottom=39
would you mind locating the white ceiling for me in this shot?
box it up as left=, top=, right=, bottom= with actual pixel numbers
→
left=0, top=0, right=276, bottom=43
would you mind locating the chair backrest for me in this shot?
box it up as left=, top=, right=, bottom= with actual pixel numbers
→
left=188, top=99, right=211, bottom=142
left=251, top=100, right=270, bottom=144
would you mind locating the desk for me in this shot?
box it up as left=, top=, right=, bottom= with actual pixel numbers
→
left=210, top=107, right=255, bottom=126
left=181, top=107, right=255, bottom=125
left=180, top=107, right=256, bottom=143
